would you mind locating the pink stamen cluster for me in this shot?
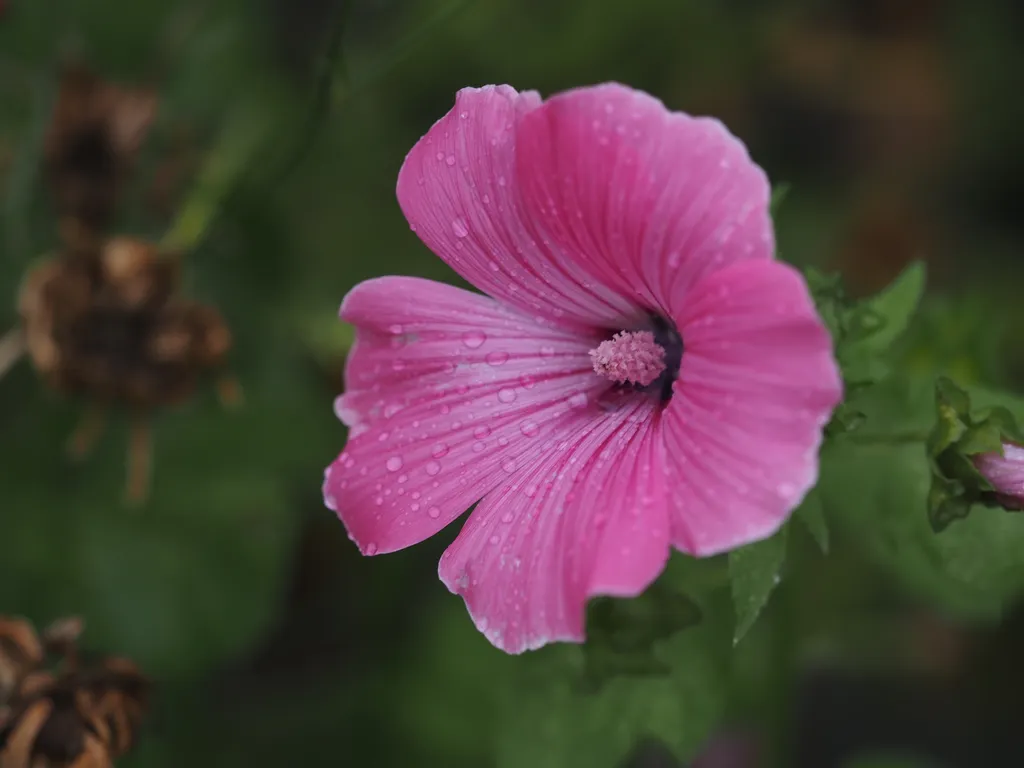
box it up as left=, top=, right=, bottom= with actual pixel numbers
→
left=589, top=330, right=667, bottom=387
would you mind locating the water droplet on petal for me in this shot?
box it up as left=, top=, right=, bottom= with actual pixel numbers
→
left=428, top=506, right=441, bottom=519
left=489, top=534, right=500, bottom=545
left=462, top=330, right=486, bottom=348
left=520, top=421, right=539, bottom=437
left=486, top=350, right=509, bottom=367
left=435, top=151, right=444, bottom=161
left=498, top=388, right=517, bottom=404
left=539, top=345, right=555, bottom=358
left=569, top=392, right=589, bottom=409
left=452, top=217, right=469, bottom=237
left=365, top=542, right=379, bottom=555
left=472, top=441, right=485, bottom=453
left=446, top=155, right=457, bottom=167
left=386, top=456, right=403, bottom=472
left=473, top=425, right=491, bottom=439
left=426, top=461, right=442, bottom=476
left=502, top=458, right=517, bottom=473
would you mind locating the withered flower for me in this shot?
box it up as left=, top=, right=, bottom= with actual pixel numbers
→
left=43, top=62, right=158, bottom=240
left=0, top=617, right=150, bottom=768
left=0, top=620, right=43, bottom=708
left=18, top=237, right=234, bottom=501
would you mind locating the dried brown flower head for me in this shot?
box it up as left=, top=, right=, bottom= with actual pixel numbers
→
left=0, top=618, right=150, bottom=768
left=17, top=237, right=234, bottom=500
left=43, top=62, right=158, bottom=235
left=0, top=621, right=43, bottom=709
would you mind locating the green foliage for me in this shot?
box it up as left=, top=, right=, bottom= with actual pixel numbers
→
left=729, top=526, right=788, bottom=644
left=926, top=376, right=1024, bottom=530
left=496, top=586, right=732, bottom=768
left=818, top=375, right=1024, bottom=619
left=796, top=490, right=829, bottom=554
left=806, top=263, right=925, bottom=440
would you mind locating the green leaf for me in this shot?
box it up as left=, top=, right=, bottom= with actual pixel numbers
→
left=796, top=491, right=829, bottom=553
left=729, top=526, right=789, bottom=644
left=858, top=261, right=926, bottom=353
left=769, top=182, right=791, bottom=218
left=818, top=376, right=1024, bottom=619
left=496, top=590, right=732, bottom=768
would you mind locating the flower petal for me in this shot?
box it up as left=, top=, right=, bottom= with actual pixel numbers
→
left=438, top=397, right=669, bottom=654
left=975, top=443, right=1024, bottom=501
left=515, top=82, right=772, bottom=317
left=324, top=276, right=608, bottom=555
left=396, top=85, right=641, bottom=330
left=663, top=259, right=842, bottom=556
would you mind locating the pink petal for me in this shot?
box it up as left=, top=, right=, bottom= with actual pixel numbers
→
left=396, top=85, right=642, bottom=331
left=438, top=397, right=669, bottom=654
left=323, top=276, right=610, bottom=555
left=975, top=443, right=1024, bottom=501
left=662, top=260, right=842, bottom=556
left=515, top=82, right=773, bottom=317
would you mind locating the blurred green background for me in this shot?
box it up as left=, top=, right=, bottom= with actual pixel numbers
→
left=2, top=0, right=1024, bottom=766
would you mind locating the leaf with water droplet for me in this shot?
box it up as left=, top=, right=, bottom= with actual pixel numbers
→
left=496, top=588, right=731, bottom=768
left=729, top=525, right=789, bottom=644
left=795, top=490, right=829, bottom=554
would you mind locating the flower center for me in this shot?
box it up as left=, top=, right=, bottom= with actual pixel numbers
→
left=589, top=330, right=666, bottom=387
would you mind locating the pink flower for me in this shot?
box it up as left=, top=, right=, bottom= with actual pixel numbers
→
left=323, top=83, right=842, bottom=653
left=974, top=442, right=1024, bottom=510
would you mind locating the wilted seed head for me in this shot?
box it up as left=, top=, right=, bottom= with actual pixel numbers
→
left=16, top=238, right=232, bottom=408
left=0, top=674, right=114, bottom=768
left=43, top=61, right=158, bottom=233
left=0, top=619, right=44, bottom=708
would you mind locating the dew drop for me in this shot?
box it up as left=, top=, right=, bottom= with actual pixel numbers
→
left=501, top=511, right=514, bottom=523
left=398, top=474, right=408, bottom=484
left=428, top=506, right=441, bottom=519
left=569, top=392, right=589, bottom=409
left=411, top=503, right=421, bottom=512
left=386, top=456, right=403, bottom=472
left=539, top=345, right=555, bottom=358
left=519, top=374, right=536, bottom=389
left=426, top=461, right=442, bottom=476
left=502, top=458, right=517, bottom=473
left=462, top=330, right=486, bottom=349
left=489, top=535, right=500, bottom=545
left=498, top=388, right=517, bottom=404
left=452, top=217, right=469, bottom=237
left=365, top=542, right=379, bottom=555
left=473, top=425, right=492, bottom=439
left=472, top=441, right=486, bottom=453
left=388, top=323, right=403, bottom=334
left=485, top=350, right=509, bottom=367
left=445, top=155, right=457, bottom=167
left=520, top=421, right=539, bottom=438
left=435, top=151, right=444, bottom=161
